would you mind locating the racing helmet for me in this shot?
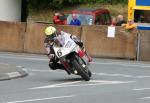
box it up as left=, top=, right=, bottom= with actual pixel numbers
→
left=44, top=26, right=57, bottom=41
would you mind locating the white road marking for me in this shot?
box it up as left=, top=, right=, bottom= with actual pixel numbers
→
left=29, top=80, right=135, bottom=90
left=0, top=62, right=9, bottom=65
left=93, top=73, right=150, bottom=78
left=30, top=81, right=82, bottom=89
left=0, top=55, right=48, bottom=61
left=137, top=76, right=150, bottom=78
left=16, top=66, right=24, bottom=68
left=27, top=69, right=65, bottom=74
left=133, top=88, right=150, bottom=91
left=31, top=69, right=58, bottom=72
left=27, top=69, right=150, bottom=79
left=93, top=73, right=132, bottom=77
left=140, top=96, right=150, bottom=100
left=0, top=53, right=150, bottom=68
left=0, top=53, right=45, bottom=58
left=22, top=68, right=28, bottom=71
left=92, top=61, right=150, bottom=68
left=5, top=95, right=75, bottom=103
left=8, top=72, right=21, bottom=78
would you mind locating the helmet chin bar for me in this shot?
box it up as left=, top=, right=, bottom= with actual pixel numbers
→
left=53, top=32, right=57, bottom=38
left=48, top=33, right=56, bottom=42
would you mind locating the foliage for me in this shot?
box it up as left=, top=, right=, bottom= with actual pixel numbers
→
left=29, top=0, right=128, bottom=10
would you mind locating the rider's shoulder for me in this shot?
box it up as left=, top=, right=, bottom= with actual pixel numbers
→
left=60, top=31, right=72, bottom=36
left=60, top=31, right=67, bottom=34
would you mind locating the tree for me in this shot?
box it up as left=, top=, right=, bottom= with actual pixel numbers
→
left=29, top=0, right=127, bottom=10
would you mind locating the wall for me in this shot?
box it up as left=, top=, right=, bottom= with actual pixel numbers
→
left=81, top=25, right=137, bottom=59
left=0, top=21, right=25, bottom=52
left=139, top=30, right=150, bottom=61
left=1, top=21, right=150, bottom=61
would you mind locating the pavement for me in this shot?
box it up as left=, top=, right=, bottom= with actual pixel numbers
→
left=0, top=63, right=28, bottom=81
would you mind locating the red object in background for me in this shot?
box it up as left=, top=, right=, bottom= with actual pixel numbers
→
left=110, top=17, right=117, bottom=26
left=111, top=21, right=116, bottom=26
left=71, top=8, right=111, bottom=25
left=53, top=15, right=67, bottom=25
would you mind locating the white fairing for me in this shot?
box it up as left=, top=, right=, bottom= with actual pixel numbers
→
left=54, top=31, right=78, bottom=58
left=54, top=47, right=74, bottom=58
left=53, top=43, right=78, bottom=58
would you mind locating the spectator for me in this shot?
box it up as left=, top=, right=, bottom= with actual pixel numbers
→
left=122, top=20, right=136, bottom=31
left=70, top=14, right=81, bottom=26
left=111, top=17, right=117, bottom=26
left=53, top=12, right=67, bottom=25
left=116, top=15, right=126, bottom=26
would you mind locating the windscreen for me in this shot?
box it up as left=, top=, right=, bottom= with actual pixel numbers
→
left=67, top=14, right=94, bottom=25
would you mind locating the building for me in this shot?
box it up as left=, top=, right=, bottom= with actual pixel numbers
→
left=128, top=0, right=150, bottom=22
left=0, top=0, right=28, bottom=22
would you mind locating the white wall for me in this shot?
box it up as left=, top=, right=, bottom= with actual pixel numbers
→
left=0, top=0, right=22, bottom=21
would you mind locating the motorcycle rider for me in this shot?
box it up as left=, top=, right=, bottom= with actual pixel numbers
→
left=44, top=26, right=91, bottom=70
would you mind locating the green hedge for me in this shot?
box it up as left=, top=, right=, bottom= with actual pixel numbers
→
left=29, top=0, right=127, bottom=10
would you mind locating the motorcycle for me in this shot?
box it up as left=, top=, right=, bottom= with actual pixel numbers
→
left=52, top=40, right=92, bottom=81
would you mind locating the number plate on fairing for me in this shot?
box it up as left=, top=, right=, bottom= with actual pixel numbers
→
left=53, top=40, right=77, bottom=58
left=53, top=47, right=72, bottom=58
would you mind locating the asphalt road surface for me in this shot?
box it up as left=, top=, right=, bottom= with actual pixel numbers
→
left=0, top=52, right=150, bottom=103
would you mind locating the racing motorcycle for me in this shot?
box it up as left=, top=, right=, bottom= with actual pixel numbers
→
left=52, top=41, right=92, bottom=81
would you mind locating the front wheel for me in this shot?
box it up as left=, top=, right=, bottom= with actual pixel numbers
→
left=88, top=69, right=92, bottom=77
left=72, top=58, right=90, bottom=81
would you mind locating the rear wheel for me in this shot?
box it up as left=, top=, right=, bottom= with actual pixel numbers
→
left=72, top=58, right=90, bottom=81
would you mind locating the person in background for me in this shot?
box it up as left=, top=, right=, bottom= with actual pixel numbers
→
left=70, top=14, right=81, bottom=26
left=122, top=20, right=136, bottom=31
left=53, top=12, right=67, bottom=25
left=111, top=17, right=117, bottom=26
left=116, top=15, right=126, bottom=26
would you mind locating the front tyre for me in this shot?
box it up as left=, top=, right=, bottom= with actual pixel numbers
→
left=88, top=69, right=92, bottom=77
left=72, top=59, right=90, bottom=81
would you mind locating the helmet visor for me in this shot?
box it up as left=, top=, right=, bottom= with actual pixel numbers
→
left=46, top=33, right=56, bottom=42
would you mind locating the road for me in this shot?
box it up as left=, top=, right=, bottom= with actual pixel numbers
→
left=0, top=52, right=150, bottom=103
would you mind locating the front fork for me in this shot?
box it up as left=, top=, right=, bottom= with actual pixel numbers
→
left=77, top=49, right=89, bottom=66
left=61, top=60, right=71, bottom=75
left=61, top=58, right=78, bottom=75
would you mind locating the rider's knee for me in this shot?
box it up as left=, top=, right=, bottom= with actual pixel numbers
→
left=49, top=62, right=64, bottom=70
left=49, top=62, right=56, bottom=70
